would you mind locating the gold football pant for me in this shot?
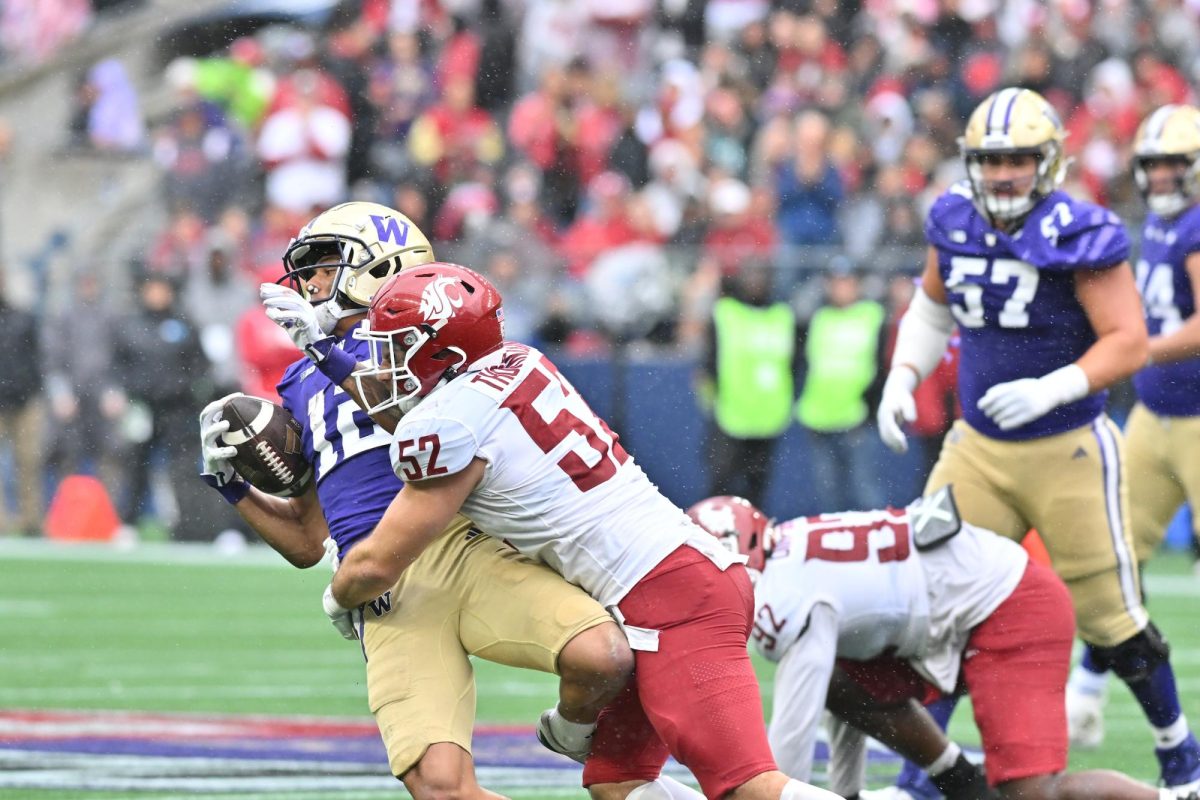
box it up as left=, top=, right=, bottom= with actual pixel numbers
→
left=926, top=417, right=1145, bottom=647
left=362, top=516, right=613, bottom=776
left=1125, top=403, right=1200, bottom=563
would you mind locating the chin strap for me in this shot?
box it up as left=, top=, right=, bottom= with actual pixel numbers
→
left=312, top=296, right=366, bottom=335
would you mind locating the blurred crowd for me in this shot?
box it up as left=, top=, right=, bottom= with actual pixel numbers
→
left=0, top=0, right=141, bottom=68
left=58, top=0, right=1200, bottom=348
left=1, top=0, right=1198, bottom=539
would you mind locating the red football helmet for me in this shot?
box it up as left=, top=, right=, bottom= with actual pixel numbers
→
left=685, top=495, right=773, bottom=573
left=353, top=263, right=505, bottom=413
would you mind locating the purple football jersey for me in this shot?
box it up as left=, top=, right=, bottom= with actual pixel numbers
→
left=1133, top=204, right=1200, bottom=416
left=277, top=322, right=400, bottom=552
left=925, top=184, right=1129, bottom=440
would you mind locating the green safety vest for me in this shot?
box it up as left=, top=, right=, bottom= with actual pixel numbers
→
left=712, top=297, right=796, bottom=438
left=795, top=300, right=885, bottom=432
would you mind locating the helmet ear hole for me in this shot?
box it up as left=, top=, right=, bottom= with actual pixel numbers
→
left=368, top=257, right=399, bottom=279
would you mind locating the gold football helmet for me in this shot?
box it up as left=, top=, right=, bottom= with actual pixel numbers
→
left=959, top=87, right=1068, bottom=224
left=282, top=201, right=434, bottom=316
left=1132, top=104, right=1200, bottom=218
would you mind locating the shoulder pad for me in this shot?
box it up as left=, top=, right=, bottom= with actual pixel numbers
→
left=275, top=356, right=311, bottom=408
left=390, top=415, right=479, bottom=482
left=1173, top=205, right=1200, bottom=256
left=1014, top=195, right=1129, bottom=271
left=924, top=187, right=978, bottom=252
left=907, top=485, right=962, bottom=551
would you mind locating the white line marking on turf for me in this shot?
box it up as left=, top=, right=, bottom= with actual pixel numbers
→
left=0, top=600, right=55, bottom=617
left=0, top=539, right=295, bottom=568
left=0, top=749, right=586, bottom=794
left=1143, top=574, right=1200, bottom=597
left=0, top=685, right=368, bottom=701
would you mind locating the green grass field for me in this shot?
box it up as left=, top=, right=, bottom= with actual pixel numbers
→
left=1, top=539, right=1198, bottom=799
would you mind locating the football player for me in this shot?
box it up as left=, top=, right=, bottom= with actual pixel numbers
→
left=312, top=263, right=842, bottom=800
left=198, top=201, right=633, bottom=800
left=875, top=87, right=1200, bottom=792
left=686, top=491, right=1200, bottom=800
left=1066, top=104, right=1200, bottom=749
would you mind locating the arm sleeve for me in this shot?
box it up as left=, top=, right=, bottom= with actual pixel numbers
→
left=890, top=288, right=955, bottom=382
left=825, top=714, right=868, bottom=798
left=768, top=602, right=839, bottom=781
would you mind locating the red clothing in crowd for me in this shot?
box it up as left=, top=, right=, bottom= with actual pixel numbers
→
left=558, top=215, right=644, bottom=278
left=508, top=92, right=569, bottom=171
left=268, top=70, right=352, bottom=119
left=436, top=28, right=481, bottom=89
left=702, top=218, right=776, bottom=276
left=410, top=101, right=502, bottom=182
left=884, top=307, right=960, bottom=438
left=236, top=307, right=302, bottom=404
left=509, top=94, right=621, bottom=186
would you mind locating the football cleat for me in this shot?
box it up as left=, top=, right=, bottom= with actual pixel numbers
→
left=535, top=708, right=590, bottom=764
left=1066, top=685, right=1106, bottom=750
left=1159, top=732, right=1200, bottom=791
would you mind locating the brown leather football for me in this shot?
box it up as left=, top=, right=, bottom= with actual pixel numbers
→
left=217, top=395, right=312, bottom=497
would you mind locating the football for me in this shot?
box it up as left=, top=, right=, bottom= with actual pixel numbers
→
left=217, top=395, right=313, bottom=498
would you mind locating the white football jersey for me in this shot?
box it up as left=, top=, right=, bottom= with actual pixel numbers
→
left=753, top=508, right=1027, bottom=692
left=915, top=519, right=1028, bottom=691
left=389, top=342, right=714, bottom=608
left=753, top=508, right=932, bottom=664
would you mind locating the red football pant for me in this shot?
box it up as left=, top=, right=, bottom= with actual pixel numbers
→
left=834, top=561, right=1073, bottom=785
left=964, top=560, right=1075, bottom=786
left=582, top=545, right=778, bottom=799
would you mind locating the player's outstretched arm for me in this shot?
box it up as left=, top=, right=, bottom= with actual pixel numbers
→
left=1148, top=252, right=1200, bottom=365
left=767, top=603, right=840, bottom=781
left=232, top=482, right=329, bottom=569
left=878, top=248, right=955, bottom=453
left=1074, top=262, right=1150, bottom=389
left=331, top=458, right=486, bottom=607
left=198, top=395, right=329, bottom=567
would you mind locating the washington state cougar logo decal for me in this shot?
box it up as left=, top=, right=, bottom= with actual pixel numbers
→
left=419, top=276, right=466, bottom=322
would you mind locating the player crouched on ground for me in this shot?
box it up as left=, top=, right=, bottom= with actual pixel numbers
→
left=687, top=489, right=1200, bottom=800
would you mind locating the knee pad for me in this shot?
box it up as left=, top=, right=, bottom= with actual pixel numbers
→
left=1089, top=623, right=1171, bottom=682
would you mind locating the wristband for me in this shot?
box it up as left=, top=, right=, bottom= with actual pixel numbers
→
left=306, top=338, right=358, bottom=385
left=200, top=474, right=250, bottom=505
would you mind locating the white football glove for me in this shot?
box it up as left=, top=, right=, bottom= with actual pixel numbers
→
left=323, top=584, right=362, bottom=641
left=323, top=536, right=341, bottom=574
left=260, top=283, right=342, bottom=353
left=198, top=393, right=245, bottom=487
left=977, top=364, right=1090, bottom=431
left=877, top=368, right=919, bottom=454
